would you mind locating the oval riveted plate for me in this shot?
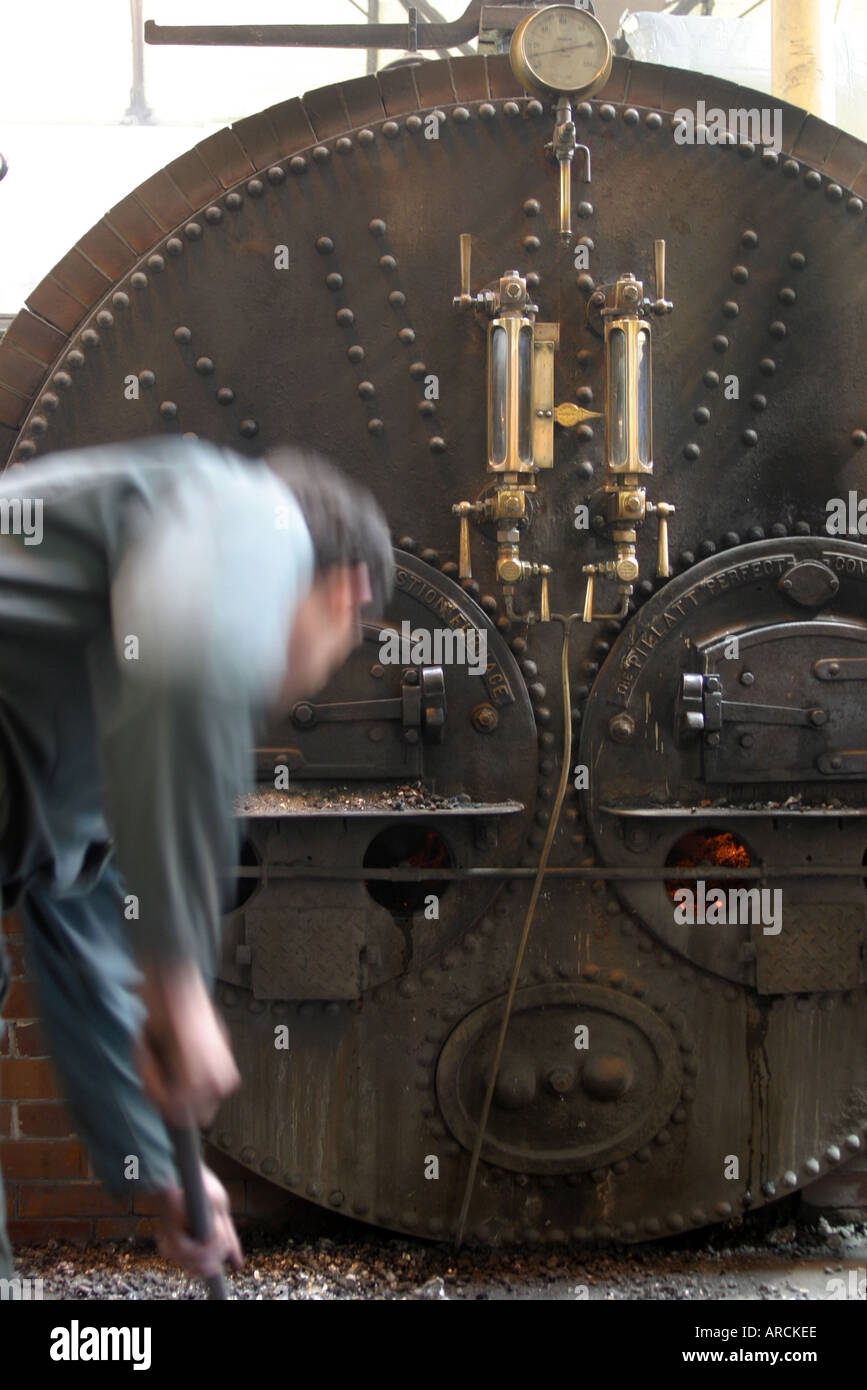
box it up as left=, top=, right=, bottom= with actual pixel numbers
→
left=436, top=982, right=683, bottom=1173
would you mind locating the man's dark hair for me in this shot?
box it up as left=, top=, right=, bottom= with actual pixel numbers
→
left=266, top=447, right=394, bottom=615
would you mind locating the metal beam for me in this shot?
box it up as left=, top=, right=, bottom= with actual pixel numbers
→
left=144, top=1, right=485, bottom=51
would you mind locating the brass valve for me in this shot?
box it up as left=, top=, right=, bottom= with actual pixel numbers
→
left=500, top=556, right=552, bottom=623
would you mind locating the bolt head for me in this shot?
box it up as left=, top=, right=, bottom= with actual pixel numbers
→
left=472, top=703, right=499, bottom=733
left=609, top=714, right=635, bottom=744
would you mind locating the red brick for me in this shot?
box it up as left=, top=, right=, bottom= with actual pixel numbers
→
left=0, top=1024, right=10, bottom=1057
left=0, top=1059, right=60, bottom=1099
left=17, top=1102, right=76, bottom=1139
left=132, top=1191, right=166, bottom=1217
left=13, top=1020, right=49, bottom=1058
left=7, top=1218, right=92, bottom=1245
left=93, top=1216, right=160, bottom=1241
left=17, top=1181, right=129, bottom=1217
left=0, top=1139, right=86, bottom=1180
left=2, top=909, right=23, bottom=937
left=0, top=1101, right=12, bottom=1137
left=3, top=938, right=28, bottom=978
left=2, top=980, right=37, bottom=1017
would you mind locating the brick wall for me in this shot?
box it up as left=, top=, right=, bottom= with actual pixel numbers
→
left=1, top=909, right=308, bottom=1248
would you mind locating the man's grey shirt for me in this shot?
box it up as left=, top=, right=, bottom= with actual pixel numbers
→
left=0, top=436, right=313, bottom=1192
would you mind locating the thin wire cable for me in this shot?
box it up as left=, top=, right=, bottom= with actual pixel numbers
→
left=454, top=613, right=578, bottom=1249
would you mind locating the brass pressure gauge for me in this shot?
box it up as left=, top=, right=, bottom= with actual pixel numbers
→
left=510, top=4, right=612, bottom=98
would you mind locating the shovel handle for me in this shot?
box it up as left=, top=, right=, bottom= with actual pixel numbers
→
left=166, top=1122, right=228, bottom=1300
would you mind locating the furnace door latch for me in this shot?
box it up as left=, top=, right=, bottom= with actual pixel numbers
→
left=292, top=666, right=446, bottom=746
left=679, top=673, right=827, bottom=736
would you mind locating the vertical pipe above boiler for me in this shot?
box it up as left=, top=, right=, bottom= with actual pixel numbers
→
left=771, top=0, right=836, bottom=123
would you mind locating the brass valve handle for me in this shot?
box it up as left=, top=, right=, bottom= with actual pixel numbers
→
left=452, top=500, right=484, bottom=579
left=652, top=238, right=673, bottom=316
left=649, top=500, right=676, bottom=579
left=460, top=232, right=472, bottom=305
left=582, top=566, right=595, bottom=625
left=581, top=562, right=631, bottom=624
left=539, top=565, right=551, bottom=623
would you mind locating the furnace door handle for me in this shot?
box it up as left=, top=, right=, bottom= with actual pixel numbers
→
left=718, top=700, right=827, bottom=728
left=291, top=665, right=447, bottom=743
left=293, top=697, right=402, bottom=724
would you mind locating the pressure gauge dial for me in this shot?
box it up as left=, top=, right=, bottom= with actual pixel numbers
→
left=510, top=4, right=612, bottom=99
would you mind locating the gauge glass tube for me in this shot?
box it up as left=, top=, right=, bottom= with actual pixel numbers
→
left=637, top=327, right=652, bottom=467
left=490, top=324, right=507, bottom=466
left=609, top=326, right=627, bottom=468
left=518, top=325, right=532, bottom=465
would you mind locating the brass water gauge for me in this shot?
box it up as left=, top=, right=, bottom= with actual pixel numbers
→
left=509, top=4, right=612, bottom=100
